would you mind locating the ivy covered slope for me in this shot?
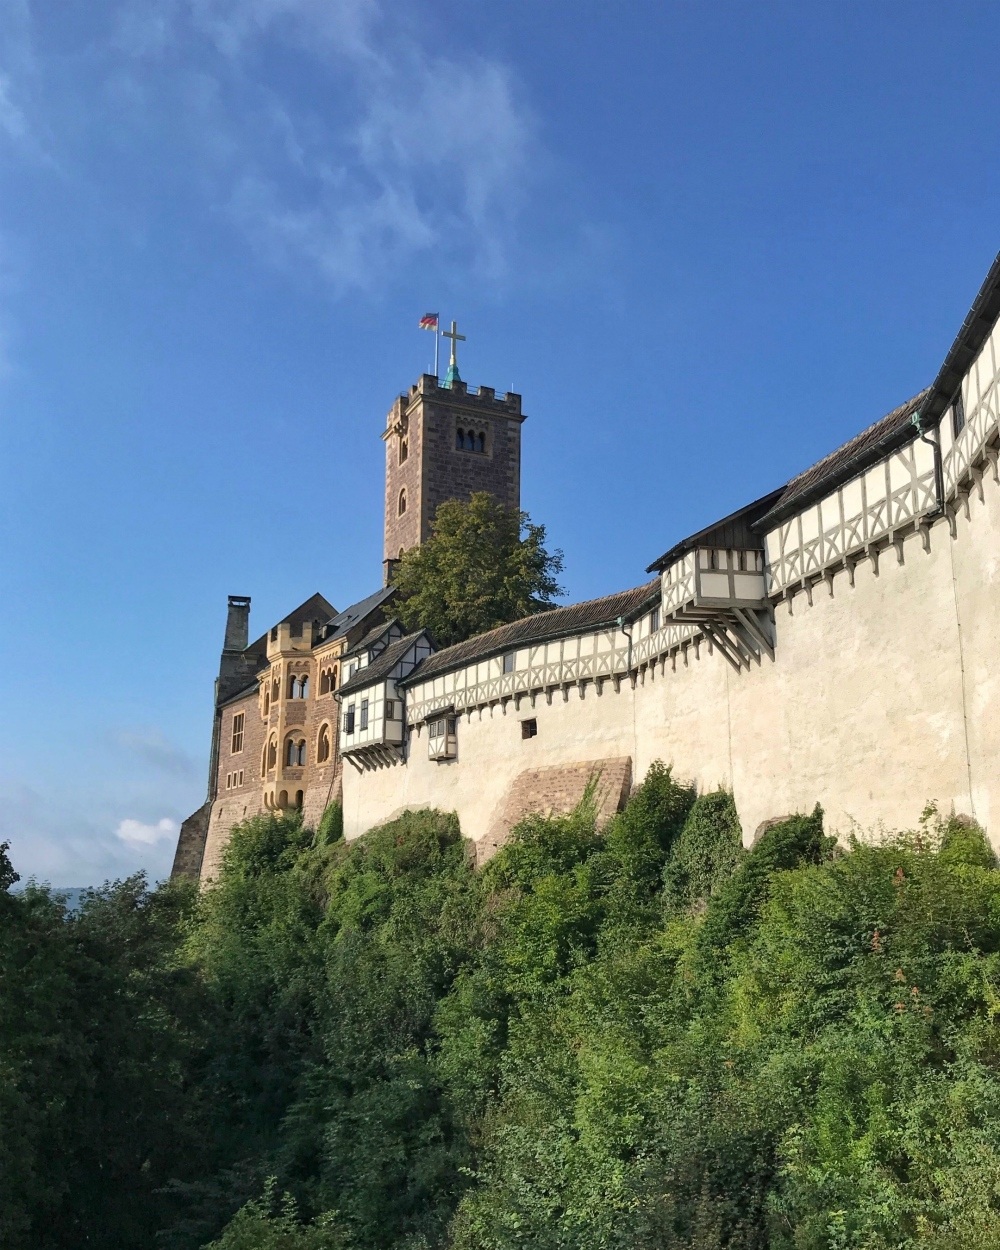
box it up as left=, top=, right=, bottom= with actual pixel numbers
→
left=5, top=773, right=1000, bottom=1249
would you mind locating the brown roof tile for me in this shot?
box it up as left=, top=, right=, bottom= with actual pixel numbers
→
left=756, top=389, right=928, bottom=530
left=401, top=581, right=660, bottom=686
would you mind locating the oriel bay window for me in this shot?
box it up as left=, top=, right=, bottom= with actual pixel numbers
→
left=427, top=715, right=457, bottom=761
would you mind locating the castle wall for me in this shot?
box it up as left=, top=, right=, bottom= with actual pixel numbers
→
left=342, top=463, right=1000, bottom=853
left=200, top=689, right=267, bottom=881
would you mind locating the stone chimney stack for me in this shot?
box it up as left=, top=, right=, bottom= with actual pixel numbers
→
left=224, top=595, right=251, bottom=652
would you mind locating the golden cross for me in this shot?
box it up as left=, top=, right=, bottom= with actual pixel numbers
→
left=441, top=319, right=466, bottom=370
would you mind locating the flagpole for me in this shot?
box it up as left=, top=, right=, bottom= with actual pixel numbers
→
left=434, top=323, right=440, bottom=379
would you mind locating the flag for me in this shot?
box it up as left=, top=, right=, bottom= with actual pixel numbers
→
left=419, top=313, right=439, bottom=331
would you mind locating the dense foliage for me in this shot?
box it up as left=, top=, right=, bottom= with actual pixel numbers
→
left=5, top=780, right=1000, bottom=1248
left=391, top=492, right=565, bottom=647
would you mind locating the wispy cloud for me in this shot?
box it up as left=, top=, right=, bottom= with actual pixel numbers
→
left=2, top=0, right=539, bottom=294
left=112, top=727, right=199, bottom=778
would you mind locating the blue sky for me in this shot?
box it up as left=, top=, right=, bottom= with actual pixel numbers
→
left=1, top=1, right=998, bottom=885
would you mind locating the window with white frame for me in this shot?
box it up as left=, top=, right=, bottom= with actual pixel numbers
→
left=231, top=712, right=245, bottom=753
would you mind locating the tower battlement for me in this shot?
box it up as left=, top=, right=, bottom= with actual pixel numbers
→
left=404, top=373, right=522, bottom=415
left=382, top=373, right=526, bottom=581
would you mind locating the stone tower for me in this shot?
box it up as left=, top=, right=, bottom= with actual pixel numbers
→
left=382, top=374, right=526, bottom=582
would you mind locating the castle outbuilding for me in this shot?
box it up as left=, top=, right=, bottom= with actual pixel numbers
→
left=175, top=251, right=1000, bottom=882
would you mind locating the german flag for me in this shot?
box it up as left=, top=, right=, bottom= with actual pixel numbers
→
left=419, top=313, right=439, bottom=330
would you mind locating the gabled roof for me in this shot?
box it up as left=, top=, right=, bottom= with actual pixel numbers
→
left=322, top=586, right=396, bottom=642
left=280, top=592, right=337, bottom=627
left=400, top=582, right=660, bottom=687
left=339, top=630, right=428, bottom=697
left=343, top=618, right=400, bottom=659
left=645, top=490, right=784, bottom=574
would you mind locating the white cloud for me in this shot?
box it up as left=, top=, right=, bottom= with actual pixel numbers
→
left=115, top=816, right=180, bottom=847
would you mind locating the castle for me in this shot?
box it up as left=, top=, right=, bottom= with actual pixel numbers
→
left=173, top=252, right=1000, bottom=883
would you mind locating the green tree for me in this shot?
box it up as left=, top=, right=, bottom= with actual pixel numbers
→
left=391, top=492, right=564, bottom=647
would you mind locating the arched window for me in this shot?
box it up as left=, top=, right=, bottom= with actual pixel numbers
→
left=398, top=488, right=407, bottom=516
left=399, top=436, right=408, bottom=464
left=295, top=790, right=304, bottom=809
left=317, top=723, right=331, bottom=763
left=456, top=427, right=464, bottom=450
left=278, top=789, right=288, bottom=809
left=296, top=739, right=306, bottom=766
left=477, top=431, right=485, bottom=453
left=266, top=736, right=277, bottom=770
left=288, top=674, right=297, bottom=699
left=272, top=677, right=280, bottom=701
left=285, top=737, right=297, bottom=766
left=300, top=676, right=309, bottom=699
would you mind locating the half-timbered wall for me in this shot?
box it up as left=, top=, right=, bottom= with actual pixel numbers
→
left=764, top=314, right=1000, bottom=596
left=343, top=306, right=1000, bottom=856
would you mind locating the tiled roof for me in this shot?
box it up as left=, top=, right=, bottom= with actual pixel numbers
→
left=646, top=489, right=784, bottom=574
left=323, top=586, right=396, bottom=642
left=218, top=679, right=260, bottom=709
left=401, top=582, right=660, bottom=686
left=756, top=390, right=928, bottom=529
left=339, top=631, right=428, bottom=697
left=280, top=592, right=337, bottom=628
left=343, top=618, right=400, bottom=659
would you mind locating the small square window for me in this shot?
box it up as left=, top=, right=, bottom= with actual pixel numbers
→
left=521, top=718, right=538, bottom=740
left=503, top=651, right=515, bottom=673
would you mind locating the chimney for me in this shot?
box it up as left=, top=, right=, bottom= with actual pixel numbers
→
left=224, top=596, right=251, bottom=652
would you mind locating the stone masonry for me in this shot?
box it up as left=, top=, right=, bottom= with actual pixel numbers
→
left=383, top=375, right=525, bottom=580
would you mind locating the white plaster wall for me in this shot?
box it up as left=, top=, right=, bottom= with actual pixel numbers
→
left=343, top=467, right=1000, bottom=853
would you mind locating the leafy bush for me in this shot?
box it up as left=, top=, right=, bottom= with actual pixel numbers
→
left=5, top=784, right=1000, bottom=1250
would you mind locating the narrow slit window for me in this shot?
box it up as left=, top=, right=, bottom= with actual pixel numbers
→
left=360, top=699, right=369, bottom=730
left=953, top=390, right=966, bottom=437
